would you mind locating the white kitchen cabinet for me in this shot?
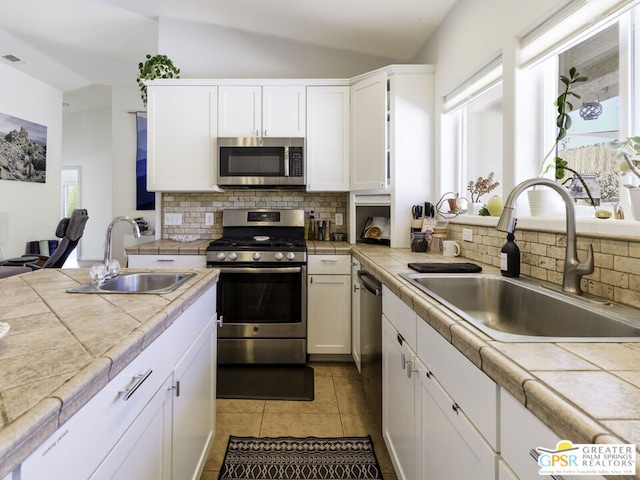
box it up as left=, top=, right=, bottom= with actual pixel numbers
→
left=307, top=255, right=351, bottom=355
left=417, top=313, right=498, bottom=450
left=382, top=316, right=417, bottom=480
left=351, top=258, right=362, bottom=371
left=172, top=319, right=216, bottom=480
left=306, top=86, right=350, bottom=191
left=90, top=375, right=173, bottom=480
left=350, top=72, right=387, bottom=191
left=127, top=254, right=206, bottom=269
left=416, top=358, right=497, bottom=480
left=146, top=85, right=221, bottom=192
left=218, top=85, right=305, bottom=137
left=20, top=286, right=217, bottom=480
left=501, top=390, right=605, bottom=480
left=348, top=65, right=434, bottom=248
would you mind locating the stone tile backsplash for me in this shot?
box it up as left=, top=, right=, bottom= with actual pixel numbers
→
left=447, top=222, right=640, bottom=309
left=161, top=191, right=348, bottom=240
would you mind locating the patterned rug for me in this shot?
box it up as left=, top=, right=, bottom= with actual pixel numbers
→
left=218, top=436, right=383, bottom=480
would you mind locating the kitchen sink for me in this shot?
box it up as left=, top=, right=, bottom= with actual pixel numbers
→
left=67, top=272, right=196, bottom=294
left=399, top=273, right=640, bottom=342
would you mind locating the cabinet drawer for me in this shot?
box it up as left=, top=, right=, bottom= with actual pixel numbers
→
left=417, top=317, right=498, bottom=450
left=382, top=285, right=416, bottom=349
left=127, top=254, right=206, bottom=269
left=308, top=255, right=350, bottom=274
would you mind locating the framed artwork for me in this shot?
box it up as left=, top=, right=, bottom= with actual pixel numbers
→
left=0, top=112, right=47, bottom=183
left=135, top=112, right=154, bottom=210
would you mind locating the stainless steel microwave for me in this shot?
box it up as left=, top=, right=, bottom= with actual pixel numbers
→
left=217, top=137, right=305, bottom=187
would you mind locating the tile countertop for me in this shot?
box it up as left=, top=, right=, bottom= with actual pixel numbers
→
left=0, top=267, right=219, bottom=478
left=132, top=239, right=640, bottom=477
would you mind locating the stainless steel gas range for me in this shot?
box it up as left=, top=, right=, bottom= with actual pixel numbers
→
left=206, top=209, right=307, bottom=364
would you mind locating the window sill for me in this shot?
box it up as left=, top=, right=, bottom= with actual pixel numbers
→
left=449, top=213, right=640, bottom=239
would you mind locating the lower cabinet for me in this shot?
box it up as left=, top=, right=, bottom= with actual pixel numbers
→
left=416, top=358, right=497, bottom=480
left=127, top=254, right=206, bottom=269
left=382, top=316, right=417, bottom=480
left=19, top=286, right=217, bottom=480
left=307, top=255, right=351, bottom=354
left=382, top=287, right=498, bottom=480
left=351, top=258, right=362, bottom=371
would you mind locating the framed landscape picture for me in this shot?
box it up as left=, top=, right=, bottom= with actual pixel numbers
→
left=0, top=112, right=47, bottom=183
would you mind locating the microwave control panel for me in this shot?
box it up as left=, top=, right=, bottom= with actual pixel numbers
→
left=289, top=147, right=304, bottom=177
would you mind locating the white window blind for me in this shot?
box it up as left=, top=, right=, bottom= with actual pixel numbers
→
left=443, top=54, right=503, bottom=113
left=519, top=0, right=639, bottom=67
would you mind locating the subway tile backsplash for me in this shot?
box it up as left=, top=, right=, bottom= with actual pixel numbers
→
left=448, top=222, right=640, bottom=309
left=161, top=191, right=348, bottom=239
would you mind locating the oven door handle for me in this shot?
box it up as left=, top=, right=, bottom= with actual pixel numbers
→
left=218, top=266, right=303, bottom=274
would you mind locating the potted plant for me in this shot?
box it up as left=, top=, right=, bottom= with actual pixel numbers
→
left=467, top=172, right=500, bottom=214
left=137, top=54, right=181, bottom=106
left=530, top=67, right=598, bottom=214
left=605, top=136, right=640, bottom=219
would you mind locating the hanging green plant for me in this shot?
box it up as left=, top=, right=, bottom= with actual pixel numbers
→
left=137, top=54, right=181, bottom=106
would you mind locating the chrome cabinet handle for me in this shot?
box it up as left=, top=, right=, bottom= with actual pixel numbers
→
left=216, top=315, right=224, bottom=327
left=529, top=450, right=566, bottom=480
left=119, top=369, right=153, bottom=401
left=157, top=258, right=175, bottom=263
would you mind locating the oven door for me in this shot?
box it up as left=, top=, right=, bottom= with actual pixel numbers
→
left=216, top=265, right=307, bottom=339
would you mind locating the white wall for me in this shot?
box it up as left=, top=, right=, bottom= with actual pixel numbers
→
left=158, top=17, right=398, bottom=78
left=62, top=87, right=112, bottom=261
left=0, top=62, right=62, bottom=260
left=411, top=0, right=568, bottom=197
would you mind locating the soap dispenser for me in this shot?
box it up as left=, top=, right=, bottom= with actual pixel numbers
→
left=500, top=232, right=520, bottom=277
left=308, top=210, right=317, bottom=241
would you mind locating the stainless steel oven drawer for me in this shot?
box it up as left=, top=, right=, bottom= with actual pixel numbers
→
left=218, top=338, right=306, bottom=364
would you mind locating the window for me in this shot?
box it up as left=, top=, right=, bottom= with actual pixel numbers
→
left=61, top=166, right=80, bottom=217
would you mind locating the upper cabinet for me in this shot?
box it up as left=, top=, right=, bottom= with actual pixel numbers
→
left=350, top=72, right=388, bottom=191
left=218, top=85, right=306, bottom=137
left=146, top=85, right=220, bottom=192
left=306, top=86, right=350, bottom=191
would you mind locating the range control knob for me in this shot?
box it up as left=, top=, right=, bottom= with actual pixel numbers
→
left=216, top=252, right=226, bottom=261
left=274, top=252, right=284, bottom=261
left=287, top=252, right=296, bottom=261
left=252, top=252, right=261, bottom=261
left=228, top=252, right=238, bottom=261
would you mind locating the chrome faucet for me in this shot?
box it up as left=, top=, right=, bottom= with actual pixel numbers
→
left=103, top=216, right=141, bottom=277
left=496, top=178, right=594, bottom=295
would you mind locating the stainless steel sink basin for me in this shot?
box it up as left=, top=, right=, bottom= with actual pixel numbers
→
left=399, top=273, right=640, bottom=342
left=68, top=272, right=196, bottom=294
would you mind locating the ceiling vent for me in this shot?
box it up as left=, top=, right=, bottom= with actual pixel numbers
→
left=2, top=54, right=26, bottom=64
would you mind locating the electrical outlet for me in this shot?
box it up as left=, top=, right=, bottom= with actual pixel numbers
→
left=164, top=213, right=182, bottom=226
left=335, top=213, right=344, bottom=226
left=462, top=228, right=473, bottom=242
left=205, top=212, right=214, bottom=226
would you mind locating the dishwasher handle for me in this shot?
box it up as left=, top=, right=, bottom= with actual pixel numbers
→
left=358, top=270, right=382, bottom=296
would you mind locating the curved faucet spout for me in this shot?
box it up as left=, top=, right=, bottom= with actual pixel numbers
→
left=497, top=178, right=594, bottom=295
left=104, top=216, right=141, bottom=269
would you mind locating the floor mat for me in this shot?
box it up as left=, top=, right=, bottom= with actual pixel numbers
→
left=218, top=436, right=382, bottom=480
left=217, top=365, right=314, bottom=401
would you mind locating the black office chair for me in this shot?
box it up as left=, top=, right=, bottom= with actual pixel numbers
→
left=2, top=209, right=89, bottom=269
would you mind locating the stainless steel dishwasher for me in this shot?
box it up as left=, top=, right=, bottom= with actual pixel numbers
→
left=358, top=269, right=382, bottom=431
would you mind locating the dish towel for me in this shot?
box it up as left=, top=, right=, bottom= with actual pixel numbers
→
left=407, top=262, right=483, bottom=273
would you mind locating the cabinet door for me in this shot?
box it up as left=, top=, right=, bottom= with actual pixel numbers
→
left=382, top=317, right=415, bottom=480
left=172, top=318, right=216, bottom=480
left=90, top=375, right=173, bottom=480
left=218, top=86, right=262, bottom=137
left=147, top=86, right=218, bottom=191
left=307, top=274, right=351, bottom=354
left=350, top=72, right=387, bottom=191
left=416, top=358, right=497, bottom=480
left=306, top=86, right=350, bottom=191
left=262, top=86, right=305, bottom=137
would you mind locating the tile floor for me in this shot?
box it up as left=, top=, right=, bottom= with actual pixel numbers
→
left=200, top=362, right=398, bottom=480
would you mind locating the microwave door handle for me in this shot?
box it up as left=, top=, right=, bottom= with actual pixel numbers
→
left=284, top=146, right=289, bottom=177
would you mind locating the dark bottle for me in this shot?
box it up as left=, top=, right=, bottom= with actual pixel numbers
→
left=308, top=211, right=317, bottom=241
left=500, top=232, right=520, bottom=277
